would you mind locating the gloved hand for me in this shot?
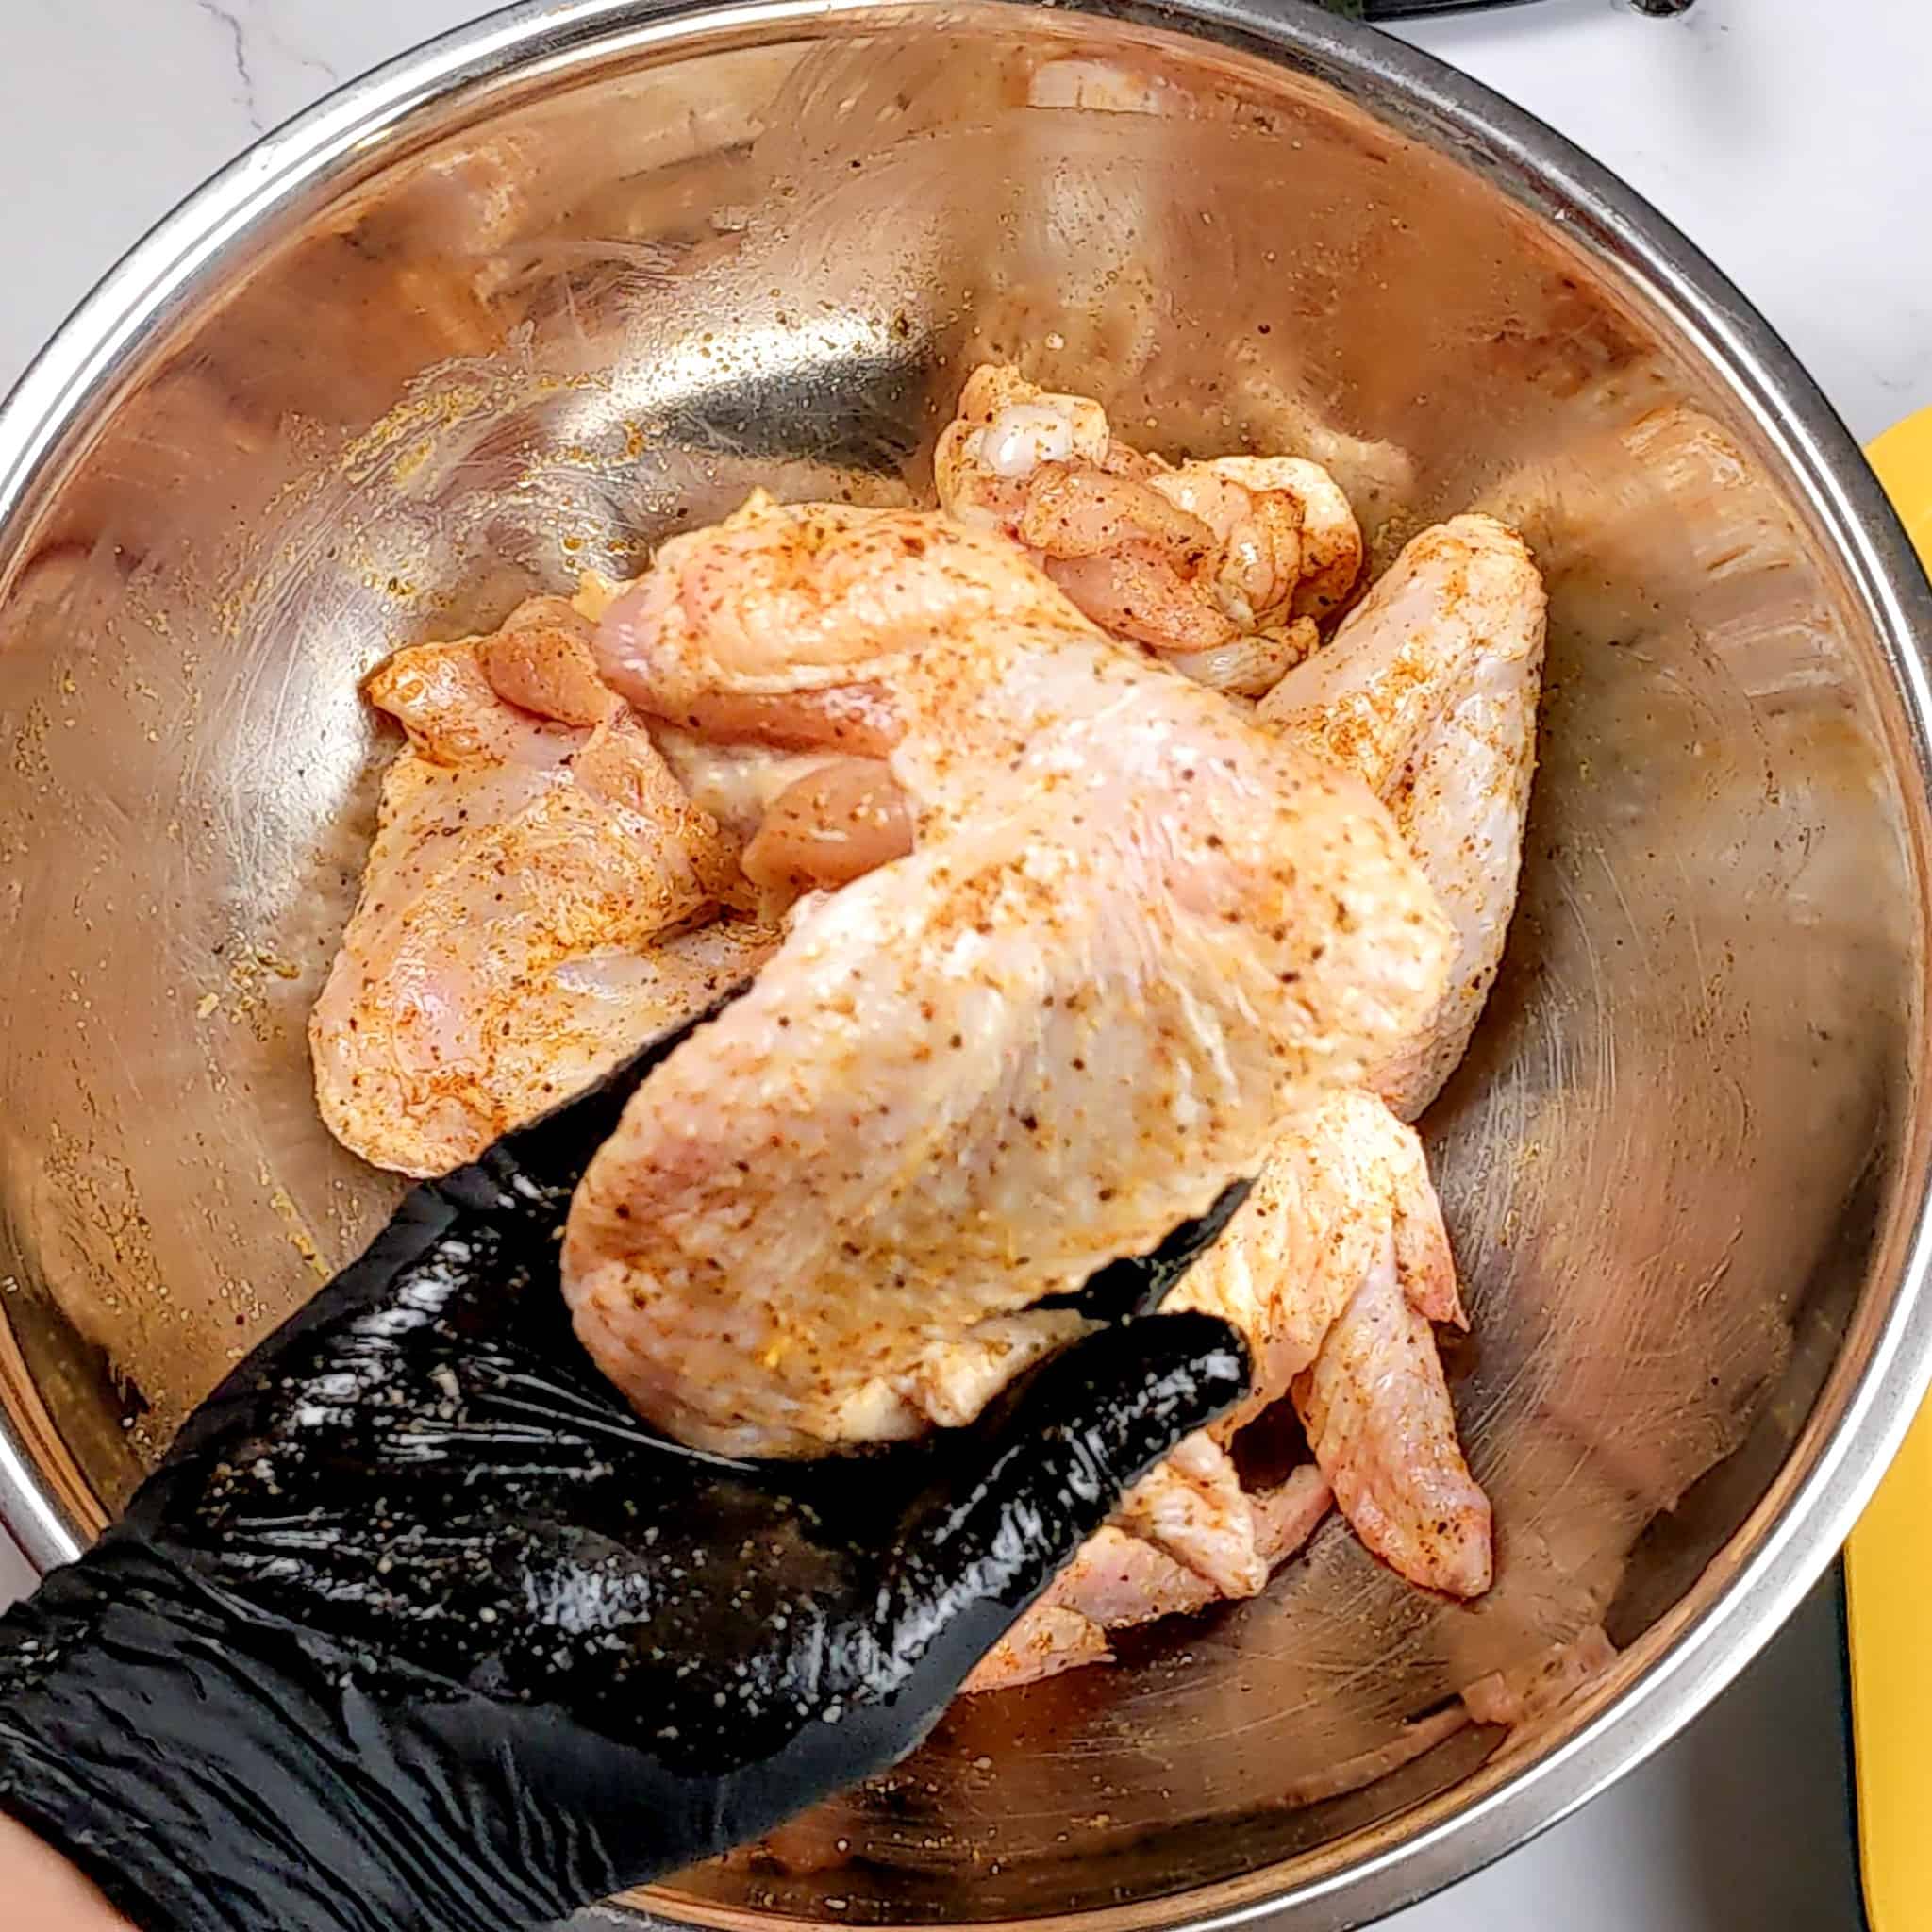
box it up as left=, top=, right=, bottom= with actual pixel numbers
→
left=0, top=1006, right=1249, bottom=1932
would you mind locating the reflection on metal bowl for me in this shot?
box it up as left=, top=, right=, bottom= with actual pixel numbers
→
left=0, top=3, right=1928, bottom=1929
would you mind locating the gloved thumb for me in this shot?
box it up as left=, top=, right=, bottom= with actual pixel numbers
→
left=871, top=1312, right=1250, bottom=1697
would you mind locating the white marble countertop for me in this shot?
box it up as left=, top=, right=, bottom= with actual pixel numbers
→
left=1, top=1, right=1914, bottom=1926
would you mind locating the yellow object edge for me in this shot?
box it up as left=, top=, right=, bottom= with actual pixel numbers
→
left=1845, top=405, right=1932, bottom=1932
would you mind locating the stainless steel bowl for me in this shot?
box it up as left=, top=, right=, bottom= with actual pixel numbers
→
left=3, top=3, right=1930, bottom=1927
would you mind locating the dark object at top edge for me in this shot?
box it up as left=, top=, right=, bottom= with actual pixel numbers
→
left=1341, top=0, right=1694, bottom=18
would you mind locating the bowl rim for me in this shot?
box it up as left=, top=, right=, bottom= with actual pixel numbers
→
left=3, top=3, right=1931, bottom=1927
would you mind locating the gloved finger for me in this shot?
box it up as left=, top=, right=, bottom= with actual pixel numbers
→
left=869, top=1312, right=1250, bottom=1690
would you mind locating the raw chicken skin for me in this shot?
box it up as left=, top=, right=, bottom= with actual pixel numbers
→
left=935, top=364, right=1362, bottom=691
left=564, top=496, right=1454, bottom=1457
left=1291, top=1221, right=1491, bottom=1597
left=1258, top=514, right=1546, bottom=1119
left=1112, top=1432, right=1274, bottom=1598
left=1169, top=1089, right=1491, bottom=1598
left=311, top=598, right=771, bottom=1175
left=964, top=1465, right=1334, bottom=1692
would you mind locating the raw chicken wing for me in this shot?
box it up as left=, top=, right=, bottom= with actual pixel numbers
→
left=964, top=1466, right=1334, bottom=1692
left=936, top=364, right=1362, bottom=692
left=1259, top=514, right=1546, bottom=1118
left=1176, top=1090, right=1489, bottom=1599
left=563, top=496, right=1454, bottom=1457
left=311, top=598, right=770, bottom=1175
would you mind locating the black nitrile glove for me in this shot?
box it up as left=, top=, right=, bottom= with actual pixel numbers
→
left=0, top=1006, right=1249, bottom=1932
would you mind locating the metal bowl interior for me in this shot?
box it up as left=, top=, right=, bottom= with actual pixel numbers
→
left=2, top=3, right=1930, bottom=1928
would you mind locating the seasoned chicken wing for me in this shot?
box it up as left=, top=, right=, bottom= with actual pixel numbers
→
left=963, top=1466, right=1334, bottom=1693
left=1183, top=1089, right=1488, bottom=1600
left=311, top=598, right=771, bottom=1175
left=935, top=363, right=1362, bottom=691
left=974, top=1089, right=1491, bottom=1690
left=974, top=525, right=1535, bottom=1681
left=1259, top=514, right=1547, bottom=1118
left=563, top=496, right=1453, bottom=1457
left=1290, top=1216, right=1490, bottom=1597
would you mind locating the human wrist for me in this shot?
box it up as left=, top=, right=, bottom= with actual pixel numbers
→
left=0, top=1808, right=135, bottom=1930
